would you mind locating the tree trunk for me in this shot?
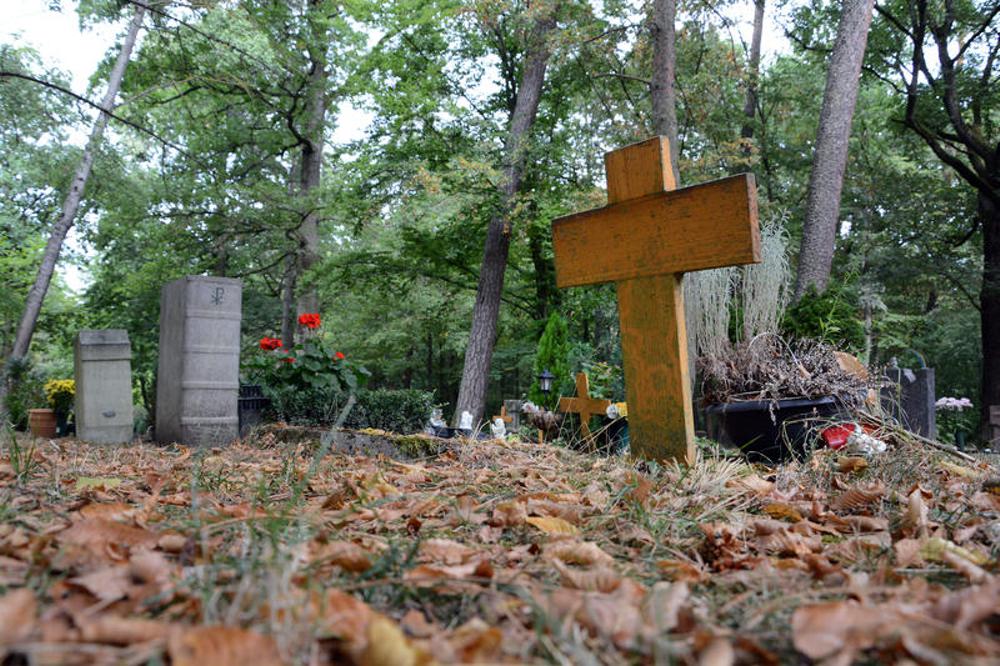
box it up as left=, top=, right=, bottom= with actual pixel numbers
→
left=294, top=28, right=328, bottom=329
left=739, top=0, right=765, bottom=148
left=793, top=0, right=875, bottom=298
left=452, top=11, right=557, bottom=426
left=650, top=0, right=681, bottom=185
left=1, top=5, right=144, bottom=413
left=980, top=190, right=1000, bottom=441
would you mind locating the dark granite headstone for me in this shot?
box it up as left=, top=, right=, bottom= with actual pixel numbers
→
left=881, top=366, right=936, bottom=439
left=503, top=399, right=523, bottom=430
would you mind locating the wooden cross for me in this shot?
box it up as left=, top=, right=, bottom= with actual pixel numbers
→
left=558, top=372, right=612, bottom=443
left=493, top=405, right=513, bottom=425
left=551, top=137, right=760, bottom=462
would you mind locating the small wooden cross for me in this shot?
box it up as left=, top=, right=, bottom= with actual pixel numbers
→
left=558, top=372, right=612, bottom=443
left=493, top=405, right=513, bottom=425
left=551, top=137, right=760, bottom=462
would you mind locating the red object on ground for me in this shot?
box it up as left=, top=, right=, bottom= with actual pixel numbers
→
left=334, top=351, right=345, bottom=360
left=821, top=424, right=855, bottom=450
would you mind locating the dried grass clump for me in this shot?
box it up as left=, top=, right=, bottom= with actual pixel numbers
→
left=698, top=335, right=869, bottom=405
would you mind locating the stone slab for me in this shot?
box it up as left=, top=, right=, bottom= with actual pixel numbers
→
left=74, top=329, right=133, bottom=444
left=156, top=276, right=242, bottom=446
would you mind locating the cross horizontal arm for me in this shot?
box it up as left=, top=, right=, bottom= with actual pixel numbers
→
left=552, top=173, right=760, bottom=288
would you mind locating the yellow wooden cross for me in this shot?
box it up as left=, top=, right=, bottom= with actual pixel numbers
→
left=551, top=137, right=760, bottom=462
left=558, top=372, right=612, bottom=443
left=493, top=404, right=513, bottom=425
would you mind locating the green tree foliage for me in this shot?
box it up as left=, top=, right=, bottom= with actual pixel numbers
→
left=2, top=0, right=995, bottom=439
left=783, top=283, right=865, bottom=351
left=529, top=312, right=570, bottom=409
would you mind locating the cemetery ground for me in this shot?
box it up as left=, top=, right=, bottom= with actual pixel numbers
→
left=1, top=428, right=999, bottom=665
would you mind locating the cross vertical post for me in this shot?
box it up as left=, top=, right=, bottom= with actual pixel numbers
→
left=558, top=371, right=612, bottom=446
left=551, top=137, right=760, bottom=463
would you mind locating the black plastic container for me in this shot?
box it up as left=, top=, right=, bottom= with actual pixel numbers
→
left=704, top=396, right=845, bottom=463
left=238, top=384, right=271, bottom=436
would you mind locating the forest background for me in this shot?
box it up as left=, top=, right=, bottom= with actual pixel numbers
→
left=1, top=0, right=996, bottom=440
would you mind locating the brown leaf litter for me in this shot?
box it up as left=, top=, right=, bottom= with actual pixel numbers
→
left=0, top=429, right=997, bottom=664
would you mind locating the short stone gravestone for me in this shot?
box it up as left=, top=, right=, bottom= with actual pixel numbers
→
left=156, top=276, right=242, bottom=446
left=74, top=329, right=134, bottom=444
left=881, top=365, right=936, bottom=439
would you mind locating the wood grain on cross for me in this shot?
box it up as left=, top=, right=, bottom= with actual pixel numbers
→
left=558, top=372, right=612, bottom=443
left=552, top=137, right=760, bottom=463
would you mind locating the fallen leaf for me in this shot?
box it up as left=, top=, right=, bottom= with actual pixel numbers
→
left=75, top=477, right=123, bottom=492
left=763, top=503, right=803, bottom=522
left=656, top=559, right=708, bottom=583
left=837, top=457, right=869, bottom=474
left=168, top=626, right=284, bottom=666
left=645, top=581, right=689, bottom=633
left=361, top=616, right=421, bottom=666
left=526, top=515, right=579, bottom=536
left=918, top=537, right=988, bottom=565
left=544, top=540, right=614, bottom=567
left=730, top=474, right=774, bottom=497
left=418, top=538, right=476, bottom=564
left=698, top=636, right=735, bottom=666
left=491, top=500, right=527, bottom=527
left=553, top=560, right=621, bottom=592
left=831, top=484, right=884, bottom=512
left=791, top=601, right=886, bottom=660
left=315, top=540, right=372, bottom=572
left=0, top=588, right=36, bottom=648
left=400, top=609, right=435, bottom=638
left=77, top=615, right=170, bottom=645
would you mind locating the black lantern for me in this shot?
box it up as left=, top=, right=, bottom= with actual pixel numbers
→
left=538, top=369, right=555, bottom=394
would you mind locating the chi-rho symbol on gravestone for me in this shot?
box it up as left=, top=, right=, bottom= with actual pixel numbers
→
left=551, top=136, right=760, bottom=463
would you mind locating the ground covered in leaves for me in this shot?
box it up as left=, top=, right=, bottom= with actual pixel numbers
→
left=1, top=429, right=998, bottom=665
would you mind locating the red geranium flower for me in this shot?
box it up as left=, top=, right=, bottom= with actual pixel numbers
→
left=259, top=337, right=283, bottom=351
left=334, top=351, right=346, bottom=360
left=298, top=313, right=321, bottom=329
left=281, top=356, right=295, bottom=363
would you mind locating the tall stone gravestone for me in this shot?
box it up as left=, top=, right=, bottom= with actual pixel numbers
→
left=74, top=329, right=134, bottom=444
left=156, top=276, right=242, bottom=446
left=882, top=365, right=936, bottom=439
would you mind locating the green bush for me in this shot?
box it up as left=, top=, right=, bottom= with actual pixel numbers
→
left=782, top=284, right=864, bottom=351
left=529, top=312, right=571, bottom=409
left=3, top=357, right=45, bottom=430
left=344, top=388, right=436, bottom=433
left=242, top=318, right=369, bottom=426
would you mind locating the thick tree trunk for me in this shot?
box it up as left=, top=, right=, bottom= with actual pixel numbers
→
left=1, top=6, right=144, bottom=413
left=452, top=12, right=557, bottom=425
left=294, top=36, right=328, bottom=327
left=980, top=190, right=1000, bottom=442
left=739, top=0, right=765, bottom=147
left=650, top=0, right=681, bottom=185
left=793, top=0, right=875, bottom=298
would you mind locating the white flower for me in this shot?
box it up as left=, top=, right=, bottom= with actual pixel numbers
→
left=935, top=396, right=973, bottom=411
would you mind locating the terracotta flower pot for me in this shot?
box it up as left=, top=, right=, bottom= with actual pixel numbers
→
left=28, top=408, right=57, bottom=439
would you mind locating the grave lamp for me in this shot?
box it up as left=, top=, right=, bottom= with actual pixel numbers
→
left=538, top=369, right=555, bottom=395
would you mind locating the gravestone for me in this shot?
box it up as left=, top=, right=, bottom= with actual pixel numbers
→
left=882, top=366, right=936, bottom=439
left=502, top=400, right=523, bottom=430
left=74, top=329, right=134, bottom=444
left=156, top=276, right=242, bottom=446
left=551, top=136, right=760, bottom=462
